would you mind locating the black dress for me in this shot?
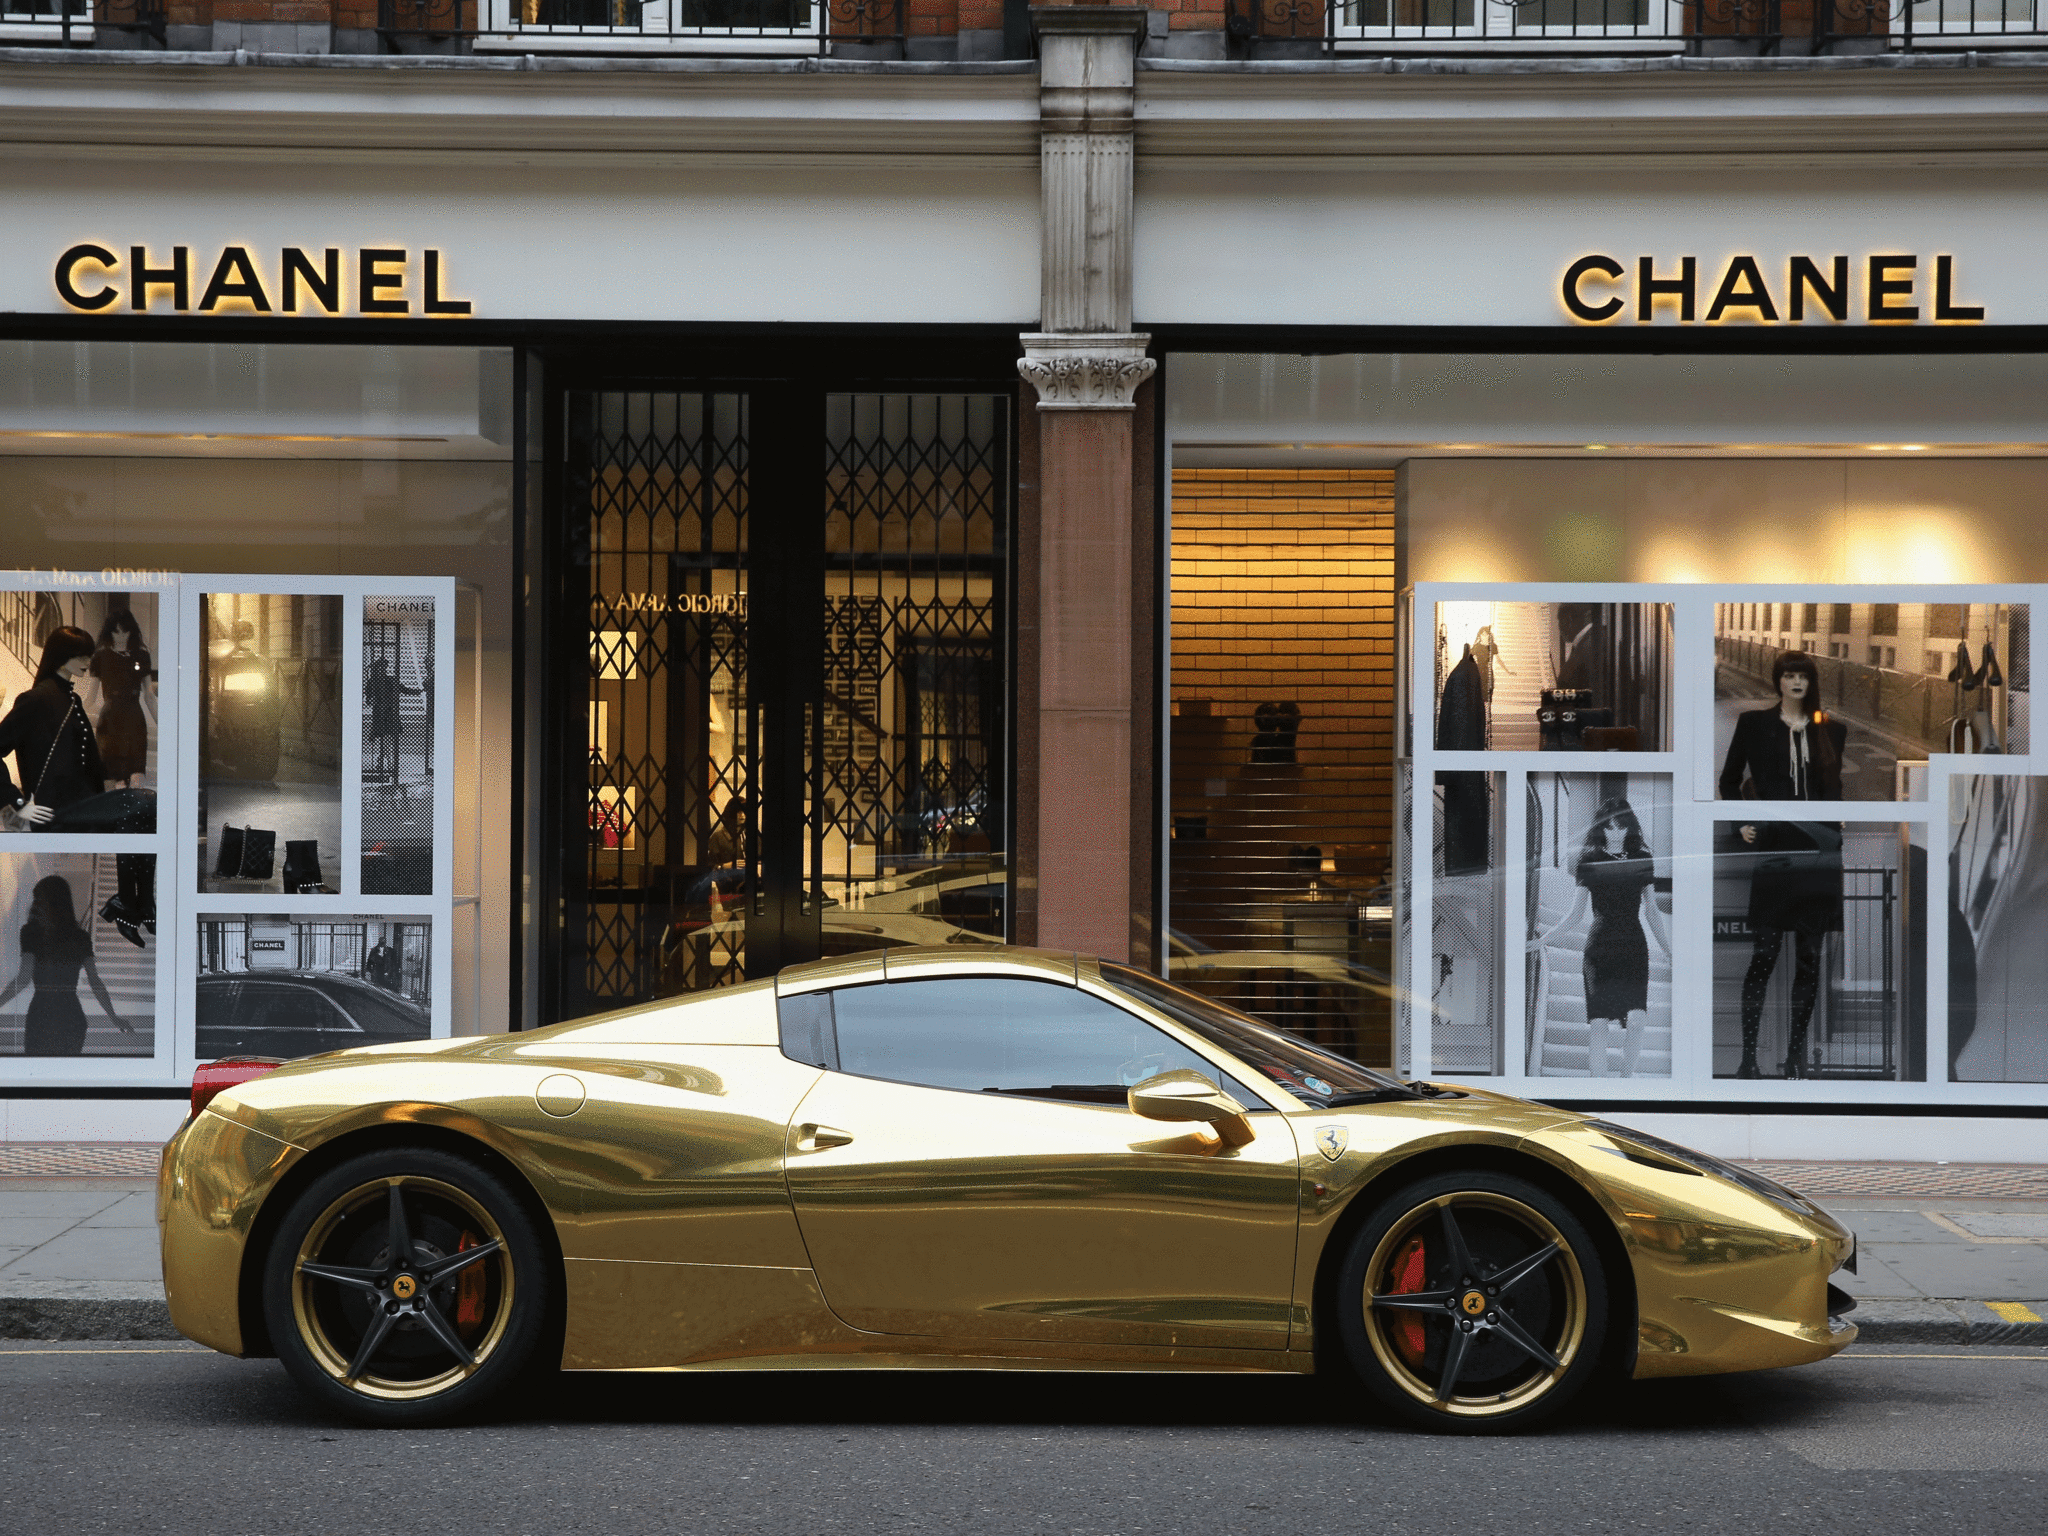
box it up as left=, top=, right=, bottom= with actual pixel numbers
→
left=0, top=679, right=105, bottom=815
left=20, top=925, right=91, bottom=1057
left=89, top=645, right=150, bottom=781
left=1718, top=708, right=1848, bottom=936
left=1578, top=852, right=1653, bottom=1022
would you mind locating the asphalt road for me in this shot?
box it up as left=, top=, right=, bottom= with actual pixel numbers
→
left=3, top=1344, right=2045, bottom=1536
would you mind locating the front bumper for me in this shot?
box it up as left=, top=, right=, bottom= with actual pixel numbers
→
left=1526, top=1126, right=1859, bottom=1379
left=158, top=1108, right=301, bottom=1357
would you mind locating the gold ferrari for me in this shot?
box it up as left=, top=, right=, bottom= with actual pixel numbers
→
left=158, top=945, right=1857, bottom=1431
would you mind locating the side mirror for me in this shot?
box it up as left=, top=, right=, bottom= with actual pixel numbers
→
left=1128, top=1069, right=1256, bottom=1147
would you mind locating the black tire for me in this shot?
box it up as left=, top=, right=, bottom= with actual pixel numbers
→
left=1334, top=1170, right=1608, bottom=1433
left=261, top=1146, right=554, bottom=1427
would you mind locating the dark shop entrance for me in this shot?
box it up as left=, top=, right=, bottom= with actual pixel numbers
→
left=534, top=368, right=1015, bottom=1028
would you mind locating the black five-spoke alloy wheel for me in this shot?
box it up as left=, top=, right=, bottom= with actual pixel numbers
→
left=1336, top=1171, right=1609, bottom=1431
left=263, top=1147, right=554, bottom=1426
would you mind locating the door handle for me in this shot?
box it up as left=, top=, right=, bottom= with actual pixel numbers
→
left=796, top=1123, right=854, bottom=1152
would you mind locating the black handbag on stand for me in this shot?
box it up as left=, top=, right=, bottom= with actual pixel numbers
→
left=215, top=824, right=277, bottom=881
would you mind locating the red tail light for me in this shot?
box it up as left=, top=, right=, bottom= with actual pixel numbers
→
left=191, top=1057, right=286, bottom=1118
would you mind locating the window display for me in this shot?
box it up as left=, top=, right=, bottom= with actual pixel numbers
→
left=1713, top=601, right=2028, bottom=799
left=1, top=591, right=160, bottom=834
left=1405, top=581, right=2030, bottom=1105
left=198, top=593, right=343, bottom=896
left=0, top=856, right=153, bottom=1058
left=1436, top=602, right=1670, bottom=753
left=1525, top=773, right=1673, bottom=1079
left=1948, top=772, right=2048, bottom=1083
left=362, top=596, right=435, bottom=896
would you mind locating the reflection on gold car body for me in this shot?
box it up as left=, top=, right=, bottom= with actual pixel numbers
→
left=160, top=946, right=1856, bottom=1429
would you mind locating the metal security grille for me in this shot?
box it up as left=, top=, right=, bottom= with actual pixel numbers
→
left=565, top=391, right=751, bottom=1014
left=810, top=395, right=1008, bottom=951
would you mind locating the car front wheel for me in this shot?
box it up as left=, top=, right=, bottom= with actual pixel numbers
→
left=262, top=1147, right=553, bottom=1426
left=1335, top=1170, right=1608, bottom=1432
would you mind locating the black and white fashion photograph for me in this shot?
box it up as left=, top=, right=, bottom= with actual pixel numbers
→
left=1434, top=600, right=1672, bottom=753
left=1524, top=773, right=1673, bottom=1079
left=0, top=590, right=159, bottom=837
left=1712, top=819, right=1915, bottom=1082
left=1948, top=773, right=2048, bottom=1084
left=1715, top=601, right=2030, bottom=800
left=198, top=593, right=343, bottom=896
left=0, top=852, right=152, bottom=1057
left=194, top=912, right=430, bottom=1061
left=362, top=595, right=435, bottom=896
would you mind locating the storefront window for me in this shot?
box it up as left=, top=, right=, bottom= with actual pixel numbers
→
left=1167, top=349, right=2048, bottom=1109
left=0, top=341, right=513, bottom=1083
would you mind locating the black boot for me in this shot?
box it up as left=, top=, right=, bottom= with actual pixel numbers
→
left=283, top=840, right=326, bottom=895
left=1782, top=1021, right=1810, bottom=1080
left=1735, top=1015, right=1763, bottom=1079
left=98, top=854, right=155, bottom=948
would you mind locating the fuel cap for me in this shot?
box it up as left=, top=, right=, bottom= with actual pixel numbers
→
left=535, top=1073, right=585, bottom=1118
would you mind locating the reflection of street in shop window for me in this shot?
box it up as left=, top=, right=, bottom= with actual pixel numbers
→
left=0, top=875, right=131, bottom=1056
left=207, top=619, right=282, bottom=782
left=1529, top=797, right=1671, bottom=1079
left=1718, top=651, right=1848, bottom=1081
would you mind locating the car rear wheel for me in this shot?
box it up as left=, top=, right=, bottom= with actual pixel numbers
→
left=1335, top=1171, right=1608, bottom=1433
left=262, top=1147, right=552, bottom=1426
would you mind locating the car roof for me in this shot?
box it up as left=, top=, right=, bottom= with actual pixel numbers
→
left=775, top=943, right=1080, bottom=997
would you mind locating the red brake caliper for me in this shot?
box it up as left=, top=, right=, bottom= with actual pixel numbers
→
left=456, top=1231, right=485, bottom=1336
left=1389, top=1236, right=1428, bottom=1366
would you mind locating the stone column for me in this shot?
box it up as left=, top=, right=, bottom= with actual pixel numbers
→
left=1019, top=5, right=1153, bottom=962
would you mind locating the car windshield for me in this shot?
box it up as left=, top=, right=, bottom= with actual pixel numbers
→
left=1101, top=964, right=1416, bottom=1109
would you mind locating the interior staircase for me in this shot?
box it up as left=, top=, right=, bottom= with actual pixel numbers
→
left=1527, top=867, right=1673, bottom=1077
left=1480, top=612, right=1553, bottom=752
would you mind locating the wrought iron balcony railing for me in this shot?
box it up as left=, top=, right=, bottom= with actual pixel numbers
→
left=1228, top=0, right=2047, bottom=53
left=1, top=0, right=162, bottom=43
left=385, top=0, right=906, bottom=53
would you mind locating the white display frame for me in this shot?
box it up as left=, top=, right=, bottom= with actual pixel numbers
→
left=1406, top=581, right=2044, bottom=1108
left=0, top=571, right=455, bottom=1089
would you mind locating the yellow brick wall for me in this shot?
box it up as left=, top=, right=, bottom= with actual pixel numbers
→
left=1169, top=468, right=1396, bottom=861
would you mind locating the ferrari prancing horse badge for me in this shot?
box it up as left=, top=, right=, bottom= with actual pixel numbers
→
left=1316, top=1125, right=1348, bottom=1161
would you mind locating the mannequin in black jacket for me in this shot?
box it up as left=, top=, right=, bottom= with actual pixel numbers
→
left=1718, top=651, right=1848, bottom=1079
left=0, top=628, right=103, bottom=827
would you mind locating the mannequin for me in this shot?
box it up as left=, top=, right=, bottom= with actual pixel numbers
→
left=1718, top=651, right=1848, bottom=1079
left=0, top=628, right=103, bottom=827
left=1531, top=796, right=1670, bottom=1078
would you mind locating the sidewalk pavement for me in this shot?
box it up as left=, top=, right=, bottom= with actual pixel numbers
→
left=5, top=1146, right=2047, bottom=1344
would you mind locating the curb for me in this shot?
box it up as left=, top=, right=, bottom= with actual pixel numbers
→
left=6, top=1294, right=2047, bottom=1346
left=1846, top=1300, right=2048, bottom=1347
left=1, top=1295, right=179, bottom=1342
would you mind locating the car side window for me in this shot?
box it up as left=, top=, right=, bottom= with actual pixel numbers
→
left=235, top=982, right=353, bottom=1036
left=787, top=976, right=1266, bottom=1108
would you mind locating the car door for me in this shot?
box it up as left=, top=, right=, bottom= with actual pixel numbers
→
left=781, top=973, right=1302, bottom=1352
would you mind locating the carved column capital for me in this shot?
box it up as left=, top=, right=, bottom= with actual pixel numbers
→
left=1017, top=333, right=1156, bottom=411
